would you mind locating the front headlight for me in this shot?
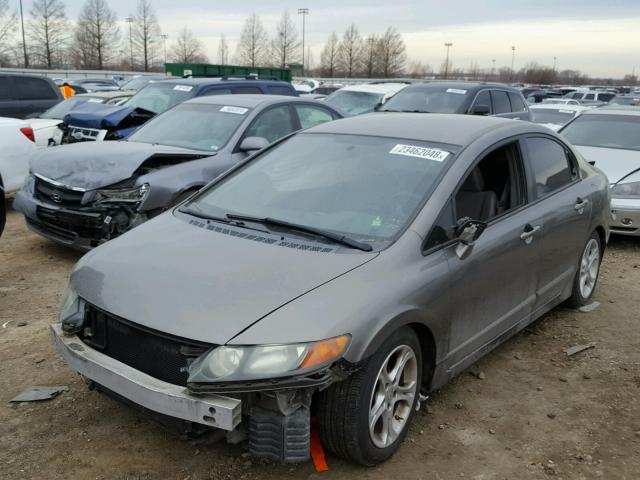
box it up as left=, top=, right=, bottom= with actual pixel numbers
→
left=188, top=335, right=350, bottom=384
left=93, top=183, right=150, bottom=204
left=22, top=174, right=35, bottom=195
left=59, top=285, right=84, bottom=333
left=611, top=181, right=640, bottom=199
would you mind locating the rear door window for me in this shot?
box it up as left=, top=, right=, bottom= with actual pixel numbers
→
left=491, top=90, right=511, bottom=114
left=525, top=137, right=576, bottom=198
left=14, top=77, right=58, bottom=100
left=584, top=93, right=595, bottom=100
left=294, top=105, right=336, bottom=129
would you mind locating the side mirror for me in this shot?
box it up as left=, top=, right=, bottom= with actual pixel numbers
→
left=239, top=136, right=269, bottom=153
left=373, top=101, right=383, bottom=112
left=454, top=217, right=487, bottom=259
left=588, top=160, right=596, bottom=166
left=471, top=104, right=490, bottom=116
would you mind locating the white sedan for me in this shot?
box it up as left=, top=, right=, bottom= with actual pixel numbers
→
left=0, top=118, right=37, bottom=193
left=530, top=104, right=592, bottom=131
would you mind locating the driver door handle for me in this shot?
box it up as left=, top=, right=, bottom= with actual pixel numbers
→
left=574, top=198, right=589, bottom=213
left=520, top=224, right=541, bottom=244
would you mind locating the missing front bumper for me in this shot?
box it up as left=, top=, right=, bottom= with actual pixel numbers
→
left=51, top=323, right=241, bottom=430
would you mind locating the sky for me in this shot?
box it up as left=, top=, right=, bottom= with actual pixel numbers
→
left=57, top=0, right=640, bottom=78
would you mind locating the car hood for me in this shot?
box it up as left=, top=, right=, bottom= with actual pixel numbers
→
left=63, top=103, right=135, bottom=129
left=574, top=146, right=640, bottom=184
left=31, top=141, right=209, bottom=190
left=70, top=212, right=377, bottom=345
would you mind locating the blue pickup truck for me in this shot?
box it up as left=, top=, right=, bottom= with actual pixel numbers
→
left=62, top=77, right=298, bottom=142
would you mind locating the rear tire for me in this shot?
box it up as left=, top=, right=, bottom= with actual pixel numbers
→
left=566, top=231, right=602, bottom=308
left=317, top=327, right=422, bottom=466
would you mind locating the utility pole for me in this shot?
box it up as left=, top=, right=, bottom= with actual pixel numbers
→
left=126, top=17, right=134, bottom=71
left=161, top=34, right=168, bottom=66
left=491, top=59, right=496, bottom=80
left=553, top=56, right=557, bottom=71
left=511, top=45, right=516, bottom=81
left=444, top=42, right=452, bottom=79
left=298, top=8, right=309, bottom=75
left=19, top=0, right=28, bottom=67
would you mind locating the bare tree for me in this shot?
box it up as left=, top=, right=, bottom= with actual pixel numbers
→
left=132, top=0, right=160, bottom=71
left=270, top=11, right=300, bottom=68
left=235, top=13, right=268, bottom=67
left=170, top=27, right=207, bottom=63
left=0, top=0, right=16, bottom=62
left=72, top=0, right=119, bottom=69
left=407, top=60, right=432, bottom=79
left=28, top=0, right=67, bottom=68
left=218, top=33, right=228, bottom=64
left=362, top=34, right=378, bottom=78
left=377, top=27, right=406, bottom=77
left=337, top=24, right=362, bottom=77
left=319, top=32, right=339, bottom=77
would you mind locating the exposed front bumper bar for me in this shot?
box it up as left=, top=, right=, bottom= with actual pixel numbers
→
left=51, top=323, right=241, bottom=430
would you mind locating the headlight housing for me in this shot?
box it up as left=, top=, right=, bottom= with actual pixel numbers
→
left=22, top=174, right=35, bottom=195
left=59, top=285, right=84, bottom=333
left=188, top=335, right=350, bottom=384
left=611, top=181, right=640, bottom=199
left=93, top=183, right=150, bottom=205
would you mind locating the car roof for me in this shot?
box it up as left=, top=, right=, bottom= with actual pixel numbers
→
left=75, top=91, right=135, bottom=99
left=339, top=83, right=409, bottom=94
left=160, top=77, right=292, bottom=87
left=581, top=106, right=640, bottom=117
left=529, top=104, right=590, bottom=112
left=407, top=81, right=521, bottom=93
left=185, top=94, right=322, bottom=108
left=306, top=112, right=539, bottom=146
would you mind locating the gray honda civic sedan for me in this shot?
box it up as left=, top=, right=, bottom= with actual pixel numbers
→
left=53, top=113, right=610, bottom=466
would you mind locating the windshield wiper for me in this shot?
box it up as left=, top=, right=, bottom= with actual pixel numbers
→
left=178, top=205, right=231, bottom=224
left=226, top=214, right=373, bottom=252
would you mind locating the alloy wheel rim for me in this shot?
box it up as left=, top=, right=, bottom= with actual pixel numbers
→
left=368, top=345, right=418, bottom=449
left=579, top=238, right=600, bottom=299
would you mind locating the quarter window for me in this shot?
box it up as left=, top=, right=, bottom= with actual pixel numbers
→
left=491, top=91, right=511, bottom=114
left=508, top=92, right=526, bottom=112
left=268, top=86, right=296, bottom=96
left=232, top=86, right=263, bottom=94
left=526, top=137, right=575, bottom=198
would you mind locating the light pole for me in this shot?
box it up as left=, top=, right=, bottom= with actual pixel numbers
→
left=444, top=42, right=452, bottom=79
left=19, top=0, right=28, bottom=67
left=511, top=45, right=516, bottom=79
left=126, top=17, right=134, bottom=71
left=298, top=8, right=309, bottom=75
left=161, top=34, right=168, bottom=66
left=553, top=56, right=557, bottom=71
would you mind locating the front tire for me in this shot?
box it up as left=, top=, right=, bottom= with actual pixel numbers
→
left=567, top=231, right=602, bottom=308
left=317, top=327, right=422, bottom=466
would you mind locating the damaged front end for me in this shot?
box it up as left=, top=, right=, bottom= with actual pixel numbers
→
left=27, top=175, right=150, bottom=250
left=62, top=106, right=155, bottom=143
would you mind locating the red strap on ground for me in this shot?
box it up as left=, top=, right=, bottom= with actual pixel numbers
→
left=310, top=417, right=329, bottom=472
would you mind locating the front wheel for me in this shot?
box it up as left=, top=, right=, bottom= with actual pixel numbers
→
left=317, top=327, right=422, bottom=466
left=567, top=231, right=602, bottom=308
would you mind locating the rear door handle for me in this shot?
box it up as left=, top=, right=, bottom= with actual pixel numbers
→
left=574, top=198, right=589, bottom=213
left=520, top=224, right=541, bottom=244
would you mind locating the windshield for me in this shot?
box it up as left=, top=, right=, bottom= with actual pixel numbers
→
left=40, top=96, right=102, bottom=119
left=325, top=91, right=383, bottom=114
left=124, top=82, right=196, bottom=114
left=127, top=102, right=249, bottom=151
left=531, top=108, right=576, bottom=125
left=188, top=133, right=454, bottom=245
left=561, top=114, right=640, bottom=151
left=121, top=76, right=162, bottom=91
left=381, top=85, right=469, bottom=113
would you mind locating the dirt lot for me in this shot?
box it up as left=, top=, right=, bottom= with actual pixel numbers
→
left=1, top=199, right=639, bottom=480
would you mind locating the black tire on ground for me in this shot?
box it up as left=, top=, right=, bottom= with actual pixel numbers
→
left=566, top=230, right=602, bottom=308
left=317, top=326, right=422, bottom=466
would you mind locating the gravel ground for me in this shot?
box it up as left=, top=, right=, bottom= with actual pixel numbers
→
left=1, top=199, right=639, bottom=480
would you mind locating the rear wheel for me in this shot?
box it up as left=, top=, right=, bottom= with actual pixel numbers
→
left=567, top=231, right=602, bottom=308
left=317, top=327, right=422, bottom=466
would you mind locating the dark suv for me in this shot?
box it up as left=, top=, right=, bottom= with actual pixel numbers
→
left=380, top=81, right=531, bottom=120
left=62, top=77, right=299, bottom=142
left=0, top=73, right=63, bottom=119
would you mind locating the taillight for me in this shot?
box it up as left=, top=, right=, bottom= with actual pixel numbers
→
left=20, top=127, right=35, bottom=142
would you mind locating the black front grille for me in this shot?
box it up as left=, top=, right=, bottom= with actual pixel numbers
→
left=78, top=305, right=213, bottom=386
left=35, top=177, right=85, bottom=207
left=36, top=206, right=104, bottom=239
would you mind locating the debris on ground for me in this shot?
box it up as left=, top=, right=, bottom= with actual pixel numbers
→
left=564, top=342, right=596, bottom=357
left=578, top=301, right=600, bottom=313
left=10, top=386, right=68, bottom=402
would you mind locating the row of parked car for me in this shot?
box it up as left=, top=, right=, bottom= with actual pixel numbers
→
left=0, top=71, right=638, bottom=467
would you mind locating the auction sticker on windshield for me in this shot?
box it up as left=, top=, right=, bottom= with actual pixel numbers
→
left=390, top=144, right=450, bottom=162
left=220, top=106, right=248, bottom=115
left=446, top=88, right=467, bottom=94
left=173, top=85, right=193, bottom=92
